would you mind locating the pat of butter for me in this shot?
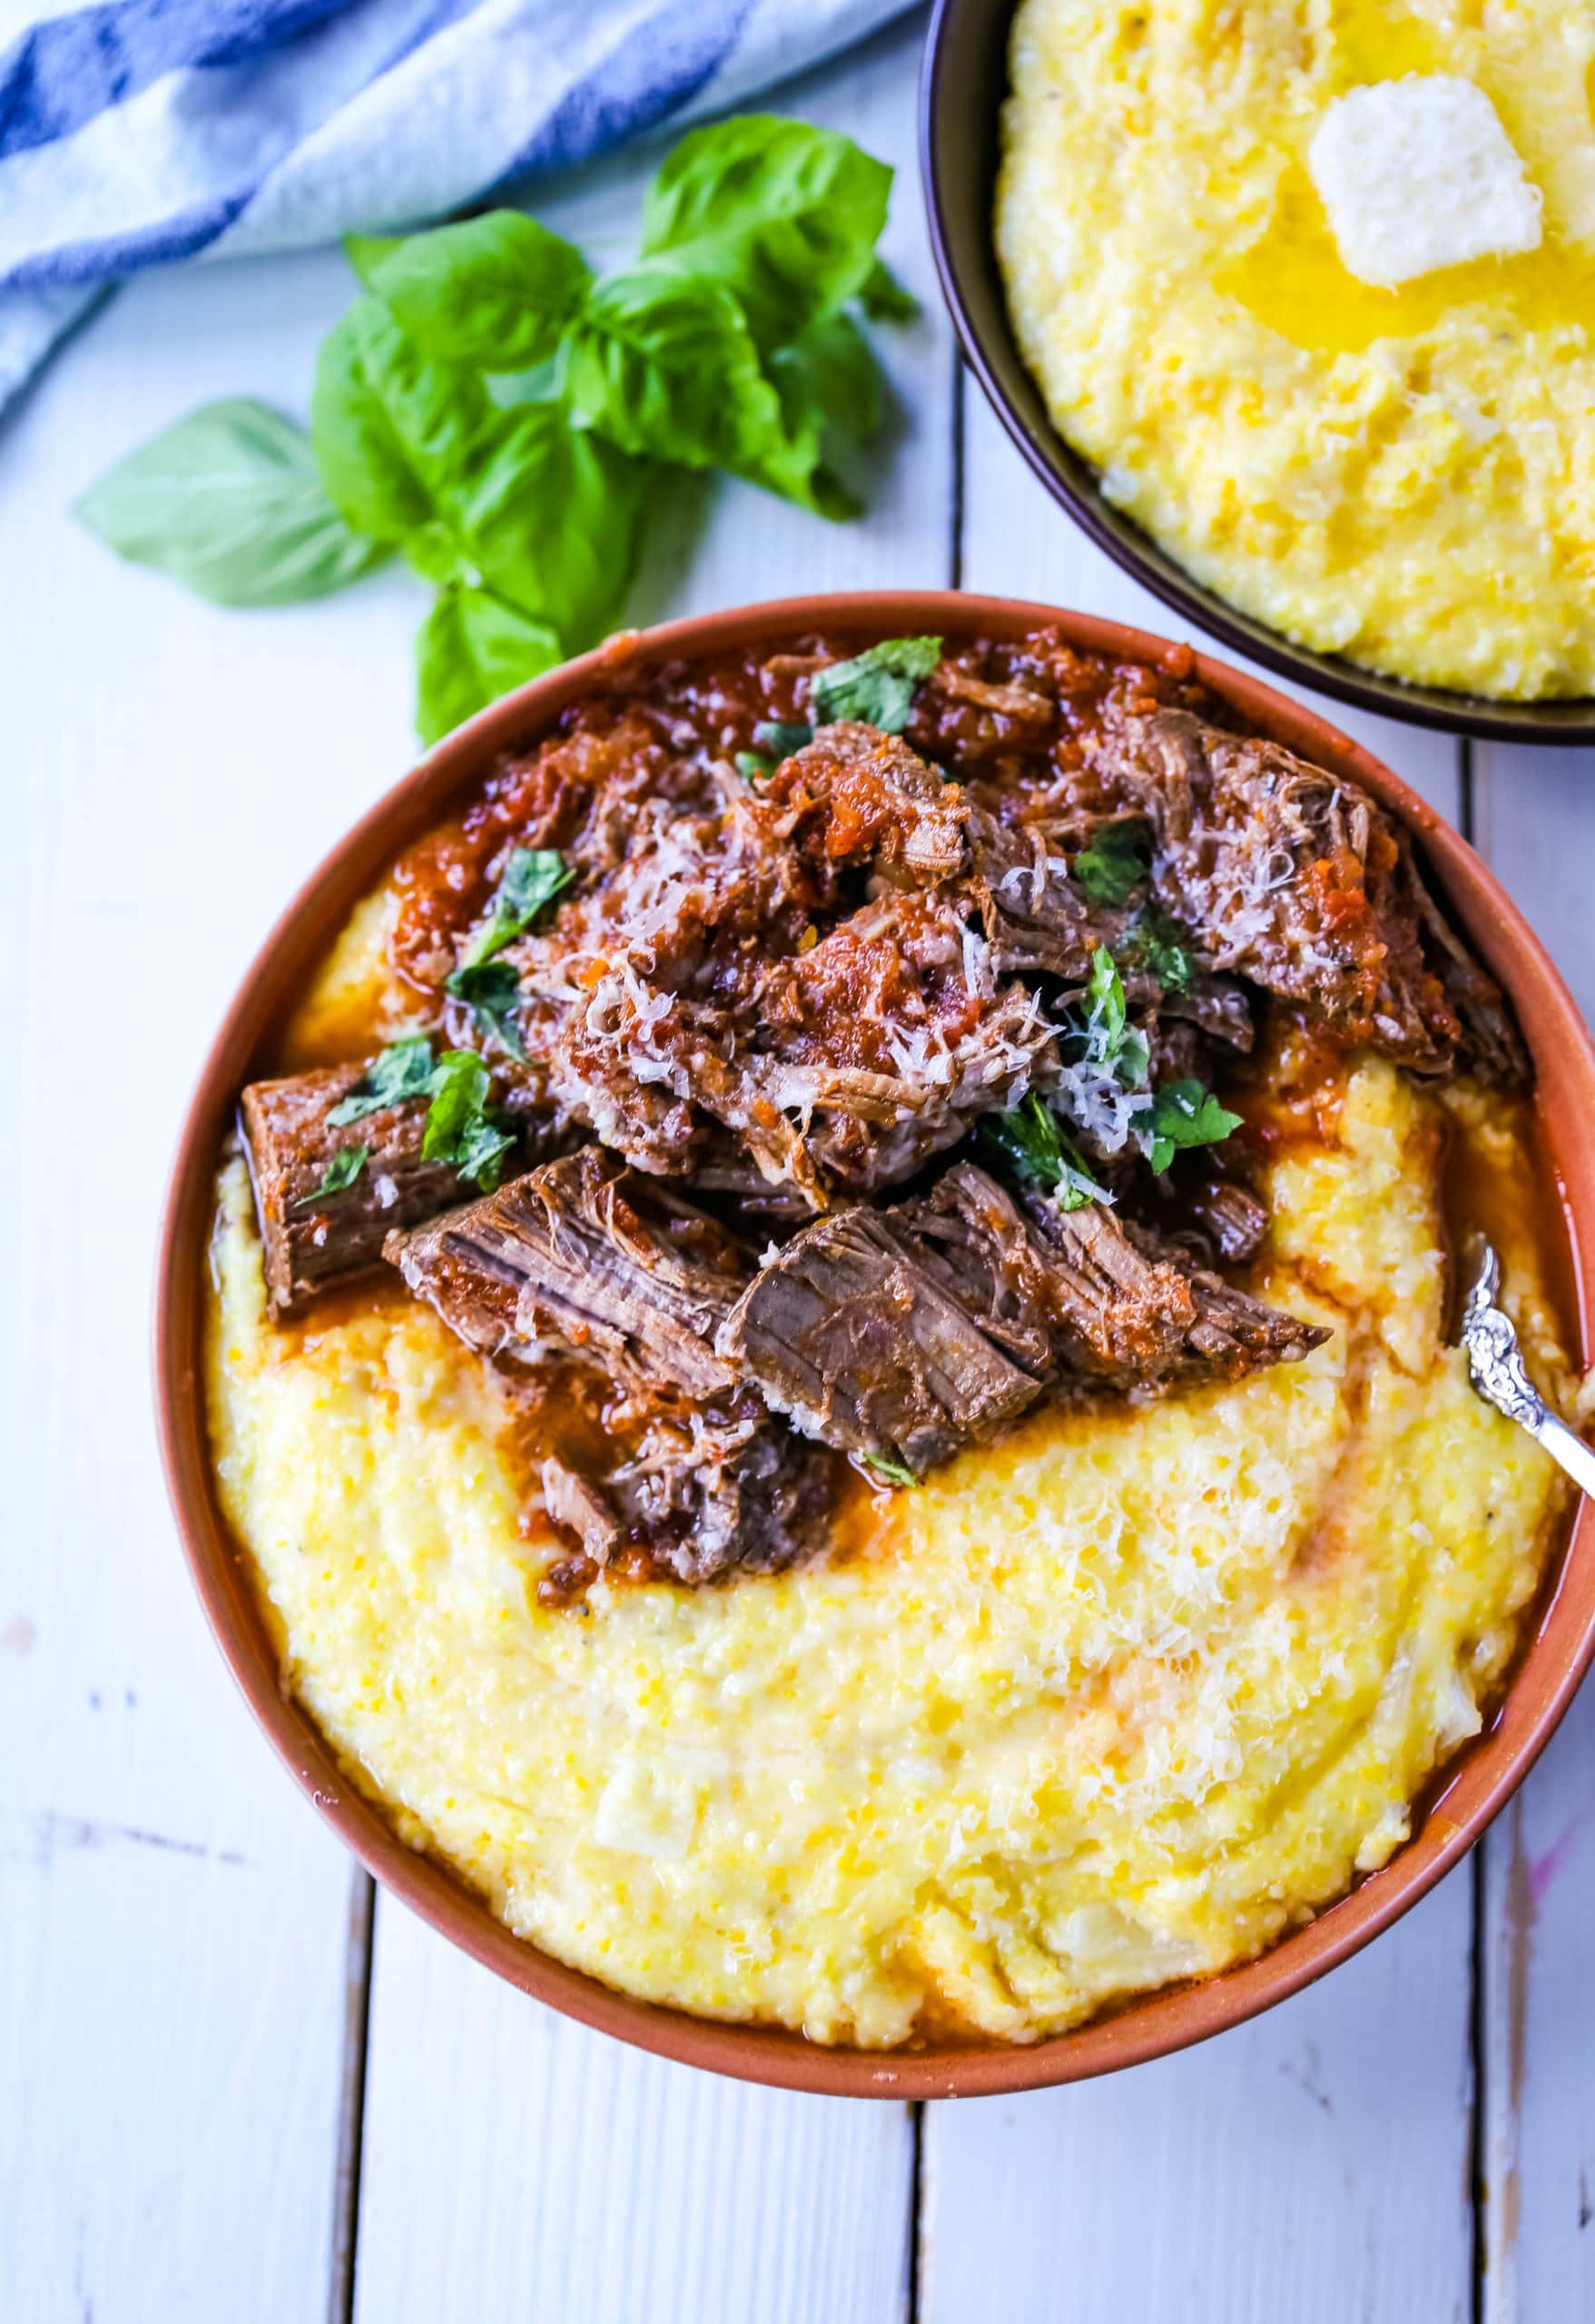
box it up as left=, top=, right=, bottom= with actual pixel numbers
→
left=1308, top=75, right=1542, bottom=289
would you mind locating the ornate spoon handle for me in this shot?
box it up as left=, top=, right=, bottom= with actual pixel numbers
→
left=1460, top=1240, right=1595, bottom=1500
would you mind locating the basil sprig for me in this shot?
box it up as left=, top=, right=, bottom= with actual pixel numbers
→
left=1072, top=822, right=1149, bottom=907
left=76, top=115, right=916, bottom=746
left=323, top=1037, right=517, bottom=1192
left=421, top=1050, right=516, bottom=1190
left=328, top=1036, right=437, bottom=1125
left=1135, top=1081, right=1243, bottom=1175
left=443, top=847, right=572, bottom=1054
left=1081, top=947, right=1150, bottom=1090
left=980, top=1094, right=1103, bottom=1211
left=811, top=635, right=941, bottom=734
left=292, top=1145, right=369, bottom=1207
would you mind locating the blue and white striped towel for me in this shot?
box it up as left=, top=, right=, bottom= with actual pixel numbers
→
left=0, top=0, right=913, bottom=415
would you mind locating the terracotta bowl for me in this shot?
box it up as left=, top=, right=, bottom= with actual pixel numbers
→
left=920, top=0, right=1595, bottom=745
left=155, top=592, right=1595, bottom=2097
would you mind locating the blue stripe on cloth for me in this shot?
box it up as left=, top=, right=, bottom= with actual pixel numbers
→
left=489, top=0, right=756, bottom=188
left=0, top=0, right=354, bottom=161
left=0, top=0, right=487, bottom=291
left=2, top=188, right=258, bottom=289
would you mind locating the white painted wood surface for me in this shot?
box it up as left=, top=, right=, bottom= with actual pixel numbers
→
left=2, top=13, right=1590, bottom=2322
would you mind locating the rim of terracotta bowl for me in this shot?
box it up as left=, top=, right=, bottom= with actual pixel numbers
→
left=155, top=591, right=1595, bottom=2098
left=919, top=0, right=1595, bottom=747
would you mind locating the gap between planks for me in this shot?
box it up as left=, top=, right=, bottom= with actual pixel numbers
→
left=329, top=1870, right=376, bottom=2324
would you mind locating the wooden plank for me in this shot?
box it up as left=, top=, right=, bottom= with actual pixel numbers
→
left=348, top=23, right=937, bottom=2318
left=0, top=248, right=409, bottom=2322
left=924, top=378, right=1478, bottom=2322
left=922, top=1886, right=1472, bottom=2324
left=354, top=1904, right=914, bottom=2324
left=1472, top=742, right=1595, bottom=2323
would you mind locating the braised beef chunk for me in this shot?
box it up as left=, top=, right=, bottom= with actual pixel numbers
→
left=723, top=1162, right=1324, bottom=1477
left=718, top=1195, right=1044, bottom=1475
left=759, top=721, right=967, bottom=881
left=1094, top=705, right=1522, bottom=1079
left=540, top=1456, right=622, bottom=1568
left=1022, top=1199, right=1327, bottom=1388
left=965, top=807, right=1111, bottom=982
left=385, top=1149, right=745, bottom=1397
left=388, top=1153, right=833, bottom=1584
left=1182, top=1178, right=1269, bottom=1265
left=605, top=1405, right=833, bottom=1584
left=1403, top=850, right=1530, bottom=1084
left=241, top=1064, right=466, bottom=1320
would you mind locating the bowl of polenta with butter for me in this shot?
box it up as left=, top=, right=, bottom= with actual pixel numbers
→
left=158, top=592, right=1595, bottom=2097
left=923, top=0, right=1595, bottom=738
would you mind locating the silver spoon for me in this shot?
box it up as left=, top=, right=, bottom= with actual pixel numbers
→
left=1459, top=1238, right=1595, bottom=1499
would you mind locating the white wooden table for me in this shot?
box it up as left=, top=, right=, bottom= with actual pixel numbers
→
left=5, top=15, right=1592, bottom=2319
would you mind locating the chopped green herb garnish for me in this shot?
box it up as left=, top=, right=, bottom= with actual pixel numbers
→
left=1079, top=946, right=1150, bottom=1090
left=421, top=1049, right=516, bottom=1191
left=1124, top=906, right=1192, bottom=994
left=810, top=635, right=941, bottom=734
left=735, top=749, right=773, bottom=781
left=328, top=1035, right=436, bottom=1125
left=292, top=1144, right=369, bottom=1206
left=861, top=1453, right=917, bottom=1488
left=753, top=718, right=812, bottom=757
left=1072, top=822, right=1149, bottom=907
left=980, top=1092, right=1103, bottom=1211
left=1133, top=1079, right=1243, bottom=1175
left=445, top=958, right=527, bottom=1057
left=460, top=845, right=573, bottom=971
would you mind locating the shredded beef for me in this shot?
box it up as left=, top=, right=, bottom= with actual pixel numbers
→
left=1093, top=705, right=1523, bottom=1079
left=385, top=1153, right=833, bottom=1583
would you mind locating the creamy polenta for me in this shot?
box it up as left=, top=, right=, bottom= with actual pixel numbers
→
left=207, top=1053, right=1571, bottom=2046
left=997, top=0, right=1595, bottom=698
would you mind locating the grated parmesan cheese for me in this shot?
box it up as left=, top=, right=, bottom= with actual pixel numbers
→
left=1307, top=76, right=1542, bottom=289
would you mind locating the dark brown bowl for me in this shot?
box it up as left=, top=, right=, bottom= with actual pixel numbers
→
left=920, top=0, right=1595, bottom=746
left=155, top=593, right=1595, bottom=2096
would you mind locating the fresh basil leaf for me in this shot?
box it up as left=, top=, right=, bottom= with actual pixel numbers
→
left=766, top=310, right=881, bottom=511
left=753, top=718, right=812, bottom=756
left=420, top=1049, right=514, bottom=1188
left=735, top=750, right=772, bottom=781
left=446, top=959, right=527, bottom=1057
left=857, top=256, right=919, bottom=322
left=349, top=212, right=592, bottom=371
left=1072, top=822, right=1149, bottom=907
left=1081, top=946, right=1150, bottom=1089
left=980, top=1092, right=1102, bottom=1209
left=448, top=399, right=647, bottom=648
left=292, top=1144, right=369, bottom=1206
left=454, top=1113, right=517, bottom=1192
left=343, top=233, right=402, bottom=285
left=638, top=115, right=891, bottom=350
left=560, top=270, right=838, bottom=513
left=810, top=635, right=941, bottom=733
left=415, top=584, right=563, bottom=746
left=462, top=845, right=573, bottom=969
left=561, top=271, right=773, bottom=468
left=328, top=1036, right=437, bottom=1125
left=1134, top=1079, right=1243, bottom=1175
left=310, top=302, right=439, bottom=543
left=75, top=399, right=383, bottom=608
left=421, top=1049, right=490, bottom=1158
left=1125, top=906, right=1192, bottom=993
left=861, top=1453, right=918, bottom=1488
